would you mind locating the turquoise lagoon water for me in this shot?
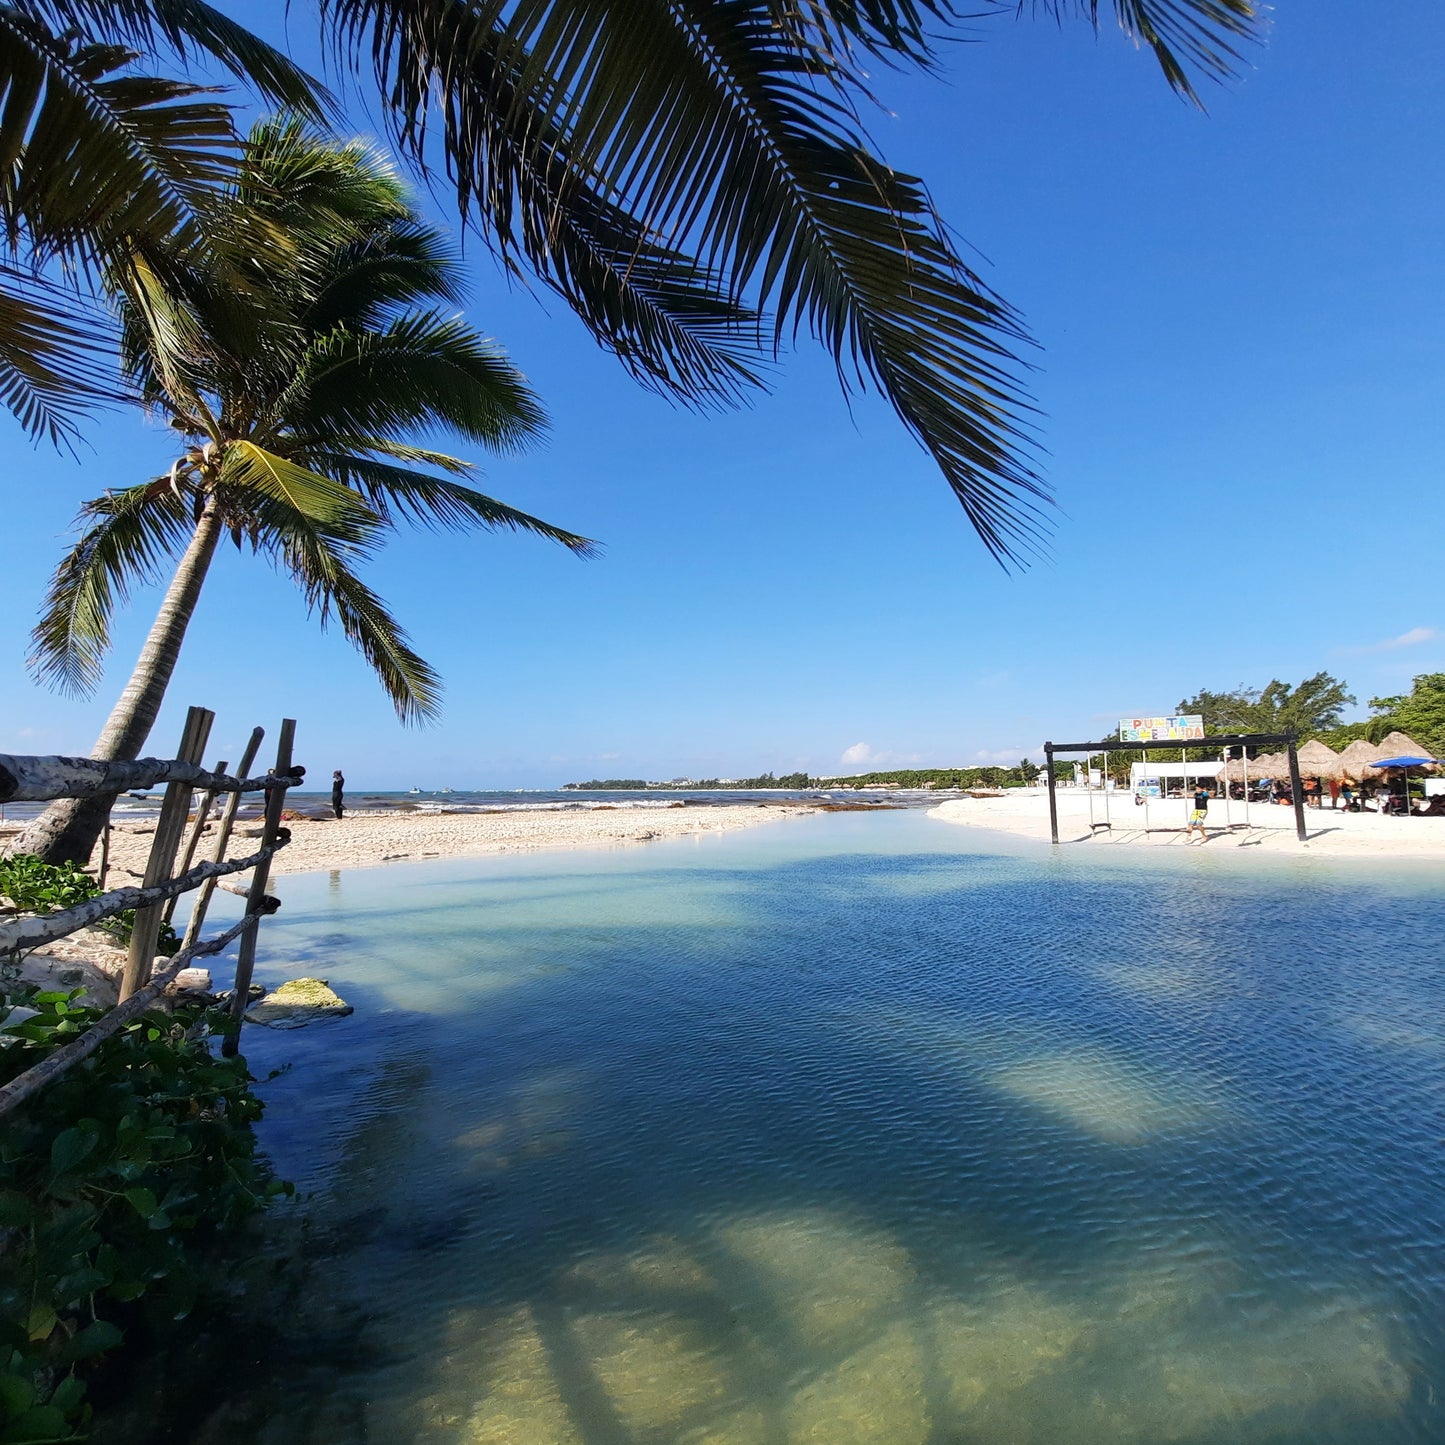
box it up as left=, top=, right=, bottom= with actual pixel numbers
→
left=222, top=810, right=1445, bottom=1443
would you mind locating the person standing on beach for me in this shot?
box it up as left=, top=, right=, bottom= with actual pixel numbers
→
left=1186, top=783, right=1210, bottom=843
left=331, top=770, right=345, bottom=820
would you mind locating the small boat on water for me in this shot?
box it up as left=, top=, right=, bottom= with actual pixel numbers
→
left=408, top=786, right=421, bottom=795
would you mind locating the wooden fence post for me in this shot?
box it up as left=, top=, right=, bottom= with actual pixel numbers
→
left=180, top=728, right=264, bottom=952
left=162, top=758, right=227, bottom=926
left=120, top=707, right=214, bottom=1001
left=223, top=719, right=295, bottom=1056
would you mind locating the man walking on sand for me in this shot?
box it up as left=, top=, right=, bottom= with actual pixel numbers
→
left=1186, top=782, right=1210, bottom=843
left=331, top=770, right=345, bottom=820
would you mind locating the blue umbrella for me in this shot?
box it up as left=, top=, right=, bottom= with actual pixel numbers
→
left=1368, top=756, right=1441, bottom=817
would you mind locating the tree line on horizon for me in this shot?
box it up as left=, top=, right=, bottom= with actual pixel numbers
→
left=564, top=673, right=1445, bottom=792
left=564, top=764, right=1041, bottom=790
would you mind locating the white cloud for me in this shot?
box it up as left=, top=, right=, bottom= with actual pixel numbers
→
left=1380, top=626, right=1437, bottom=650
left=971, top=747, right=1028, bottom=764
left=1338, top=626, right=1438, bottom=655
left=839, top=742, right=923, bottom=770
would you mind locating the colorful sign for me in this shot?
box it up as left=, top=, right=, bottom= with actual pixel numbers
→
left=1118, top=714, right=1205, bottom=743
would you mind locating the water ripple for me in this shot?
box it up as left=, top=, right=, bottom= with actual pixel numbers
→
left=230, top=812, right=1445, bottom=1443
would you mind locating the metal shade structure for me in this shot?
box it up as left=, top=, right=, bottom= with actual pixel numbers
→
left=1041, top=731, right=1309, bottom=843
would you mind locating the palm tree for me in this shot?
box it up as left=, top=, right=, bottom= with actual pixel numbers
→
left=0, top=7, right=321, bottom=441
left=18, top=0, right=1260, bottom=560
left=11, top=118, right=593, bottom=864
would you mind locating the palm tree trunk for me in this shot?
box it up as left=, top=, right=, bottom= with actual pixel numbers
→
left=10, top=502, right=225, bottom=866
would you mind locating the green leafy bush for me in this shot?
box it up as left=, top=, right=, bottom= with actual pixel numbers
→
left=0, top=854, right=179, bottom=957
left=0, top=987, right=291, bottom=1440
left=0, top=856, right=97, bottom=916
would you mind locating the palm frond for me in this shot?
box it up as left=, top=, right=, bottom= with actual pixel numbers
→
left=28, top=479, right=192, bottom=695
left=324, top=0, right=769, bottom=406
left=301, top=216, right=463, bottom=333
left=320, top=0, right=1260, bottom=560
left=0, top=18, right=237, bottom=268
left=301, top=451, right=599, bottom=555
left=1022, top=1, right=1259, bottom=104
left=297, top=434, right=477, bottom=475
left=0, top=17, right=242, bottom=437
left=116, top=249, right=216, bottom=422
left=255, top=513, right=443, bottom=723
left=0, top=272, right=116, bottom=444
left=28, top=0, right=329, bottom=117
left=278, top=311, right=547, bottom=450
left=220, top=439, right=385, bottom=539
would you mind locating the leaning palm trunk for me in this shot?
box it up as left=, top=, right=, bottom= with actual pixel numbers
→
left=11, top=504, right=224, bottom=865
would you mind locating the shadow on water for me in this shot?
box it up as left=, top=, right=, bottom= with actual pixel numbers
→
left=159, top=819, right=1445, bottom=1444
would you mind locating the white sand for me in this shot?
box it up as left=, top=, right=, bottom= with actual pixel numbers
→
left=931, top=789, right=1445, bottom=857
left=94, top=802, right=817, bottom=881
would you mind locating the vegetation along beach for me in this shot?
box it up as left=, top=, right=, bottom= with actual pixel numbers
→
left=3, top=2, right=1445, bottom=1442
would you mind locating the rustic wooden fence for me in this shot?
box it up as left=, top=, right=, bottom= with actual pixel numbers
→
left=0, top=706, right=303, bottom=1115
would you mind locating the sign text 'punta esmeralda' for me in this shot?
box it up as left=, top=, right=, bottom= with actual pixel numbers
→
left=1117, top=715, right=1206, bottom=743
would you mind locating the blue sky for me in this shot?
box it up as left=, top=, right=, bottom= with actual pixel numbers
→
left=1, top=2, right=1441, bottom=787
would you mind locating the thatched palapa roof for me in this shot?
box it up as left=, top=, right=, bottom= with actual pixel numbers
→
left=1370, top=730, right=1434, bottom=762
left=1222, top=754, right=1274, bottom=781
left=1337, top=738, right=1380, bottom=781
left=1295, top=739, right=1343, bottom=781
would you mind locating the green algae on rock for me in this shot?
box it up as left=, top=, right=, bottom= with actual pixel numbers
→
left=245, top=977, right=352, bottom=1029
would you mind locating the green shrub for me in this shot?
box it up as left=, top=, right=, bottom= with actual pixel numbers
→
left=0, top=855, right=179, bottom=958
left=0, top=987, right=290, bottom=1440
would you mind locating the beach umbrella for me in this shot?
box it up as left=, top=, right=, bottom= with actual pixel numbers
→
left=1337, top=738, right=1380, bottom=782
left=1295, top=739, right=1344, bottom=781
left=1366, top=732, right=1440, bottom=815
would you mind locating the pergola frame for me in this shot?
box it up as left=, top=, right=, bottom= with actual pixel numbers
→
left=1042, top=732, right=1307, bottom=844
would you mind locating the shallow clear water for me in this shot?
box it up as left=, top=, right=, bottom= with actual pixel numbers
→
left=226, top=811, right=1445, bottom=1443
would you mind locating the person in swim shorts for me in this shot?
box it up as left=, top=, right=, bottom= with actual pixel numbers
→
left=1186, top=783, right=1210, bottom=842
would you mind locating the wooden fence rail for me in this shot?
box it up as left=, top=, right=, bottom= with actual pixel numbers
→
left=0, top=902, right=280, bottom=1120
left=0, top=706, right=300, bottom=1110
left=0, top=837, right=288, bottom=954
left=0, top=755, right=304, bottom=804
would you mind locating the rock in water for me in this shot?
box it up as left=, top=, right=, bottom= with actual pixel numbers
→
left=245, top=977, right=353, bottom=1029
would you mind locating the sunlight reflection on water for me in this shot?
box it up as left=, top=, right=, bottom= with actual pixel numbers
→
left=222, top=811, right=1444, bottom=1443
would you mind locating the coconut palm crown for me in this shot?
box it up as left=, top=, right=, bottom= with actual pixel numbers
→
left=16, top=118, right=592, bottom=863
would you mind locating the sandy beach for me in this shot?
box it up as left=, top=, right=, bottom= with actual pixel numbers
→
left=88, top=800, right=819, bottom=881
left=931, top=789, right=1445, bottom=857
